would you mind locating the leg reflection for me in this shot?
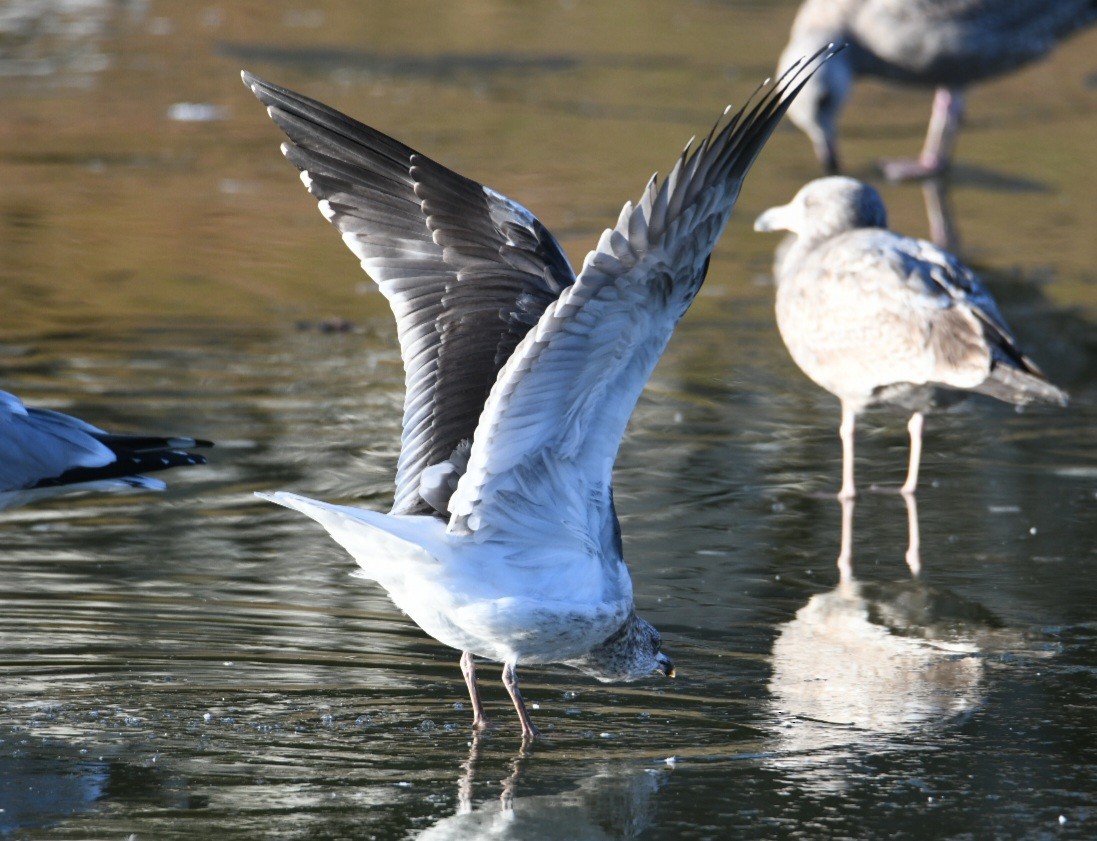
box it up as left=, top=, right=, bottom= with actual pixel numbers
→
left=837, top=496, right=855, bottom=582
left=457, top=731, right=533, bottom=814
left=904, top=492, right=922, bottom=578
left=835, top=494, right=920, bottom=581
left=920, top=176, right=960, bottom=251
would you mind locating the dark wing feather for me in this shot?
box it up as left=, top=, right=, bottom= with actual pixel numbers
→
left=242, top=72, right=576, bottom=516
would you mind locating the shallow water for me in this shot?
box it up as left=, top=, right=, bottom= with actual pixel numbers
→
left=1, top=2, right=1095, bottom=839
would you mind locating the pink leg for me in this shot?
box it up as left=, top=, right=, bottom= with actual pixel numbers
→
left=460, top=651, right=491, bottom=730
left=900, top=411, right=924, bottom=496
left=881, top=87, right=967, bottom=181
left=501, top=661, right=540, bottom=741
left=838, top=404, right=857, bottom=500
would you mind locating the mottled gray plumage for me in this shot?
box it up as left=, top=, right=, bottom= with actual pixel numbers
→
left=246, top=52, right=833, bottom=738
left=0, top=389, right=210, bottom=511
left=755, top=176, right=1067, bottom=498
left=776, top=0, right=1097, bottom=178
left=566, top=611, right=666, bottom=683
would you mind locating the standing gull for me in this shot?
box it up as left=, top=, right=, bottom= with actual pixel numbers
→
left=0, top=389, right=210, bottom=511
left=754, top=176, right=1067, bottom=499
left=243, top=51, right=831, bottom=738
left=774, top=0, right=1097, bottom=179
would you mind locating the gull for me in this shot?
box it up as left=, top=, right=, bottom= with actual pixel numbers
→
left=754, top=176, right=1067, bottom=500
left=774, top=0, right=1097, bottom=179
left=0, top=389, right=210, bottom=511
left=243, top=50, right=832, bottom=738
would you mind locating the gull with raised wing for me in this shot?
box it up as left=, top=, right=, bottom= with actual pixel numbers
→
left=754, top=176, right=1067, bottom=500
left=244, top=51, right=832, bottom=738
left=0, top=389, right=210, bottom=511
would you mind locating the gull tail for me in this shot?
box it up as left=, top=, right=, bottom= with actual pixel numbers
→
left=974, top=362, right=1069, bottom=408
left=257, top=491, right=445, bottom=575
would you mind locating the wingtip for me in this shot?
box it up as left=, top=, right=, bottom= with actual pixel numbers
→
left=166, top=437, right=214, bottom=450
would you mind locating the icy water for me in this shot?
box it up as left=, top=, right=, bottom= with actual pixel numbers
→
left=1, top=2, right=1096, bottom=839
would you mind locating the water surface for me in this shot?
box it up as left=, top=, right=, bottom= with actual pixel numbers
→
left=1, top=2, right=1095, bottom=839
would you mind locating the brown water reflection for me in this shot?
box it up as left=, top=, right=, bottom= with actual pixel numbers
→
left=1, top=1, right=1096, bottom=839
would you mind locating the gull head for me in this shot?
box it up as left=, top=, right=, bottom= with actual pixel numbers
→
left=754, top=176, right=888, bottom=241
left=779, top=38, right=853, bottom=175
left=567, top=612, right=674, bottom=683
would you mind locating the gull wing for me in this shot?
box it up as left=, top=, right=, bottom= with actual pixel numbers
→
left=896, top=237, right=1067, bottom=405
left=0, top=389, right=210, bottom=507
left=243, top=72, right=577, bottom=516
left=1, top=390, right=111, bottom=492
left=447, top=52, right=835, bottom=554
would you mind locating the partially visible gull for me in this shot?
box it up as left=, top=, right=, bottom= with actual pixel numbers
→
left=774, top=0, right=1097, bottom=179
left=0, top=389, right=210, bottom=511
left=754, top=176, right=1067, bottom=499
left=243, top=49, right=834, bottom=739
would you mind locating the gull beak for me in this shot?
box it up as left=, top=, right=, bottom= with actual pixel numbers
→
left=656, top=653, right=676, bottom=679
left=814, top=129, right=840, bottom=175
left=753, top=203, right=794, bottom=233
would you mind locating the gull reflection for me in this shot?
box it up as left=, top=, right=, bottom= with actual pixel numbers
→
left=416, top=736, right=667, bottom=840
left=0, top=732, right=203, bottom=836
left=766, top=496, right=1000, bottom=790
left=920, top=177, right=960, bottom=253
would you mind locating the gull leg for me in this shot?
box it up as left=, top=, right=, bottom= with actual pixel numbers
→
left=882, top=87, right=966, bottom=181
left=900, top=411, right=924, bottom=496
left=838, top=404, right=857, bottom=500
left=460, top=651, right=491, bottom=731
left=501, top=660, right=540, bottom=741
